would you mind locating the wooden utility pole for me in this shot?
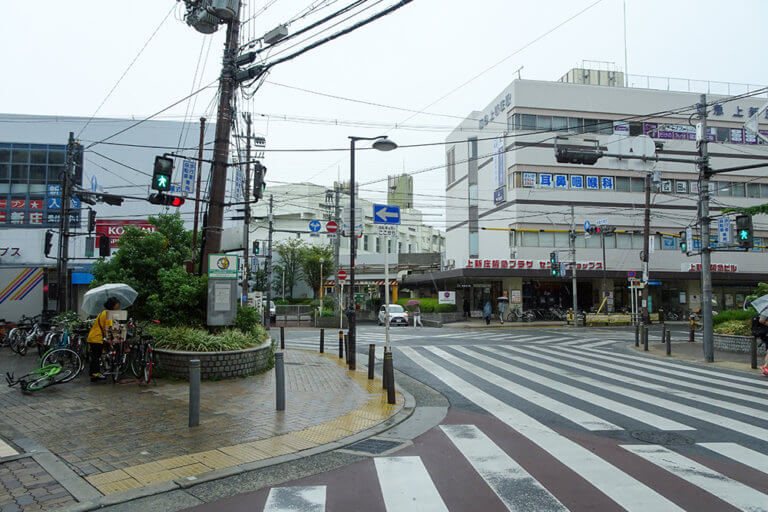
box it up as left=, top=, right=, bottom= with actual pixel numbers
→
left=242, top=113, right=252, bottom=301
left=192, top=117, right=206, bottom=261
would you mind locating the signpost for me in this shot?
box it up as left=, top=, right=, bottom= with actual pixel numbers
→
left=337, top=270, right=348, bottom=281
left=373, top=204, right=401, bottom=225
left=207, top=254, right=239, bottom=326
left=374, top=204, right=401, bottom=353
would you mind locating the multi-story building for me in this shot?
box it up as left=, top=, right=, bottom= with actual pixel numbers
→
left=404, top=69, right=768, bottom=316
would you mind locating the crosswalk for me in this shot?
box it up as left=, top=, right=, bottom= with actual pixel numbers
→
left=257, top=339, right=768, bottom=511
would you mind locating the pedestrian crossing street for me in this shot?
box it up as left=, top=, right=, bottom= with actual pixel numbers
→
left=261, top=337, right=768, bottom=511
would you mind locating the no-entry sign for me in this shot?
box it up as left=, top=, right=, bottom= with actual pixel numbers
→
left=326, top=220, right=338, bottom=233
left=337, top=270, right=347, bottom=281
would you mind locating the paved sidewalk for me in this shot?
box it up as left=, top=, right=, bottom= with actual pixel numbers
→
left=0, top=348, right=404, bottom=511
left=630, top=339, right=765, bottom=374
left=444, top=319, right=568, bottom=329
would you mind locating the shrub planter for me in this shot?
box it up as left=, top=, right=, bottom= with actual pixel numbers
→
left=713, top=334, right=765, bottom=355
left=154, top=338, right=274, bottom=380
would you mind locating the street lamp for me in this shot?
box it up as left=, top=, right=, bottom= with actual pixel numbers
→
left=347, top=135, right=397, bottom=371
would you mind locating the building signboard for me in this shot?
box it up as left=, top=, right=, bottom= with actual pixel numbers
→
left=681, top=263, right=738, bottom=272
left=95, top=220, right=157, bottom=248
left=438, top=291, right=456, bottom=305
left=465, top=259, right=605, bottom=270
left=208, top=254, right=239, bottom=279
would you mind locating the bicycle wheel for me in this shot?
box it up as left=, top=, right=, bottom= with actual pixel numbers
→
left=24, top=375, right=53, bottom=391
left=41, top=349, right=82, bottom=383
left=8, top=329, right=24, bottom=354
left=142, top=345, right=153, bottom=384
left=129, top=344, right=143, bottom=378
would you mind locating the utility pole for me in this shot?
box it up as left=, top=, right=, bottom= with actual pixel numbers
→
left=698, top=94, right=714, bottom=362
left=201, top=9, right=240, bottom=272
left=333, top=184, right=341, bottom=311
left=640, top=173, right=651, bottom=325
left=57, top=132, right=75, bottom=313
left=264, top=194, right=274, bottom=330
left=192, top=117, right=206, bottom=262
left=242, top=113, right=252, bottom=302
left=570, top=205, right=579, bottom=323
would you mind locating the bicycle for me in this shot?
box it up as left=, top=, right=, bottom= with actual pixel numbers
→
left=6, top=348, right=81, bottom=391
left=127, top=319, right=156, bottom=385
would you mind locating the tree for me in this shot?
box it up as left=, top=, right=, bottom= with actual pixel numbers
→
left=273, top=239, right=304, bottom=298
left=90, top=212, right=206, bottom=325
left=300, top=244, right=334, bottom=298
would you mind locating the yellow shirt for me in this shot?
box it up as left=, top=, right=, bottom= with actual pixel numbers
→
left=87, top=310, right=112, bottom=344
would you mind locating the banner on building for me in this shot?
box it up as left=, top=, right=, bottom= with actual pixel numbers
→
left=95, top=220, right=157, bottom=248
left=438, top=291, right=456, bottom=304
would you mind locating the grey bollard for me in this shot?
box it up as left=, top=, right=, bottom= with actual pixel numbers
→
left=643, top=325, right=649, bottom=352
left=338, top=330, right=344, bottom=358
left=275, top=352, right=285, bottom=411
left=280, top=326, right=285, bottom=350
left=383, top=351, right=396, bottom=405
left=382, top=349, right=389, bottom=390
left=635, top=324, right=639, bottom=347
left=320, top=329, right=325, bottom=353
left=368, top=344, right=375, bottom=380
left=666, top=330, right=671, bottom=356
left=344, top=334, right=349, bottom=364
left=751, top=336, right=758, bottom=370
left=660, top=325, right=666, bottom=344
left=189, top=359, right=200, bottom=427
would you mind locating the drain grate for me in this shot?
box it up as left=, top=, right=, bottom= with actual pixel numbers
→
left=344, top=438, right=404, bottom=455
left=630, top=431, right=694, bottom=446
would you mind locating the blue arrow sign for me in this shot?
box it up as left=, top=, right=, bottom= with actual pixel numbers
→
left=309, top=220, right=322, bottom=232
left=584, top=220, right=591, bottom=232
left=373, top=204, right=400, bottom=225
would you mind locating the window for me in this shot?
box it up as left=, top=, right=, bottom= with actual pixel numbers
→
left=616, top=233, right=632, bottom=249
left=731, top=182, right=746, bottom=197
left=11, top=164, right=27, bottom=181
left=522, top=231, right=538, bottom=246
left=598, top=120, right=613, bottom=135
left=538, top=231, right=554, bottom=247
left=48, top=151, right=65, bottom=164
left=761, top=184, right=768, bottom=198
left=11, top=149, right=28, bottom=163
left=629, top=122, right=643, bottom=136
left=630, top=177, right=645, bottom=193
left=30, top=150, right=46, bottom=164
left=398, top=242, right=402, bottom=253
left=615, top=177, right=630, bottom=192
left=0, top=149, right=10, bottom=162
left=376, top=237, right=381, bottom=253
left=363, top=235, right=369, bottom=251
left=469, top=232, right=479, bottom=257
left=536, top=116, right=552, bottom=131
left=567, top=117, right=583, bottom=134
left=583, top=119, right=598, bottom=133
left=518, top=114, right=536, bottom=130
left=29, top=165, right=45, bottom=182
left=715, top=127, right=730, bottom=142
left=552, top=116, right=567, bottom=133
left=585, top=234, right=601, bottom=248
left=747, top=183, right=761, bottom=198
left=713, top=181, right=730, bottom=196
left=407, top=243, right=412, bottom=253
left=603, top=235, right=616, bottom=249
left=632, top=234, right=644, bottom=249
left=0, top=163, right=8, bottom=180
left=446, top=147, right=455, bottom=184
left=387, top=239, right=392, bottom=253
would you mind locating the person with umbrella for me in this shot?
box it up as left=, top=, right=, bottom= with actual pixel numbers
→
left=86, top=297, right=121, bottom=382
left=497, top=295, right=509, bottom=325
left=483, top=300, right=492, bottom=325
left=407, top=300, right=423, bottom=328
left=748, top=294, right=768, bottom=375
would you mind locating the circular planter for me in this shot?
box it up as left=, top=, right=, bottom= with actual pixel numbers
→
left=154, top=338, right=273, bottom=380
left=713, top=334, right=765, bottom=355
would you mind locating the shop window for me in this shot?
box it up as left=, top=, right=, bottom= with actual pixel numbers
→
left=731, top=182, right=746, bottom=197
left=539, top=231, right=554, bottom=247
left=469, top=232, right=479, bottom=257
left=629, top=122, right=643, bottom=136
left=536, top=116, right=552, bottom=131
left=747, top=183, right=761, bottom=198
left=615, top=177, right=630, bottom=192
left=716, top=127, right=730, bottom=142
left=522, top=231, right=538, bottom=246
left=616, top=233, right=632, bottom=249
left=630, top=177, right=645, bottom=193
left=552, top=116, right=567, bottom=133
left=567, top=117, right=584, bottom=134
left=554, top=232, right=569, bottom=247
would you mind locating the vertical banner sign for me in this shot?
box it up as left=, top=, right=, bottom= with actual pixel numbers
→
left=181, top=160, right=196, bottom=195
left=493, top=135, right=505, bottom=205
left=234, top=167, right=244, bottom=201
left=717, top=216, right=732, bottom=245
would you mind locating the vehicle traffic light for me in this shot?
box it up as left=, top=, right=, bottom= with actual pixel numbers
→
left=152, top=156, right=174, bottom=192
left=87, top=210, right=96, bottom=233
left=148, top=193, right=185, bottom=207
left=253, top=240, right=260, bottom=254
left=98, top=234, right=111, bottom=257
left=549, top=251, right=559, bottom=277
left=253, top=161, right=267, bottom=200
left=679, top=231, right=687, bottom=253
left=44, top=230, right=54, bottom=257
left=735, top=214, right=753, bottom=249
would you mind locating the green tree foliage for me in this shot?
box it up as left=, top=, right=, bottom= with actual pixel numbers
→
left=90, top=212, right=205, bottom=324
left=273, top=239, right=304, bottom=298
left=300, top=244, right=334, bottom=298
left=724, top=204, right=768, bottom=217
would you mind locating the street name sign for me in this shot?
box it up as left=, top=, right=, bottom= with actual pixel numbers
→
left=373, top=204, right=401, bottom=225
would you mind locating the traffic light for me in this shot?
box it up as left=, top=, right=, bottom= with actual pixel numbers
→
left=148, top=193, right=185, bottom=207
left=679, top=231, right=687, bottom=253
left=735, top=214, right=753, bottom=249
left=87, top=210, right=96, bottom=233
left=554, top=139, right=602, bottom=165
left=101, top=194, right=124, bottom=206
left=602, top=225, right=616, bottom=235
left=152, top=156, right=174, bottom=191
left=253, top=161, right=267, bottom=200
left=253, top=240, right=260, bottom=254
left=44, top=230, right=54, bottom=257
left=98, top=234, right=111, bottom=257
left=549, top=251, right=559, bottom=277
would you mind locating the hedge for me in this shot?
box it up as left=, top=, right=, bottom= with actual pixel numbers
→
left=396, top=297, right=456, bottom=313
left=713, top=308, right=755, bottom=325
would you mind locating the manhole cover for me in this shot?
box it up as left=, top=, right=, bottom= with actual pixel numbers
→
left=630, top=431, right=694, bottom=446
left=344, top=438, right=404, bottom=455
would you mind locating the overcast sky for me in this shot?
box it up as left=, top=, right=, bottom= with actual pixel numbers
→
left=2, top=0, right=766, bottom=227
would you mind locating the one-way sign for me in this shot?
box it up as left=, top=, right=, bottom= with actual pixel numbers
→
left=373, top=204, right=400, bottom=225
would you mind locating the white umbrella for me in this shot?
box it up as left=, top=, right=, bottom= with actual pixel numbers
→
left=81, top=283, right=138, bottom=316
left=750, top=294, right=768, bottom=317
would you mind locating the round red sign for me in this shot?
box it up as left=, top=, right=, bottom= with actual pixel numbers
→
left=326, top=221, right=338, bottom=233
left=337, top=270, right=348, bottom=280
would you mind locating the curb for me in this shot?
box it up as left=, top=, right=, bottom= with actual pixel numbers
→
left=59, top=362, right=416, bottom=512
left=617, top=339, right=763, bottom=376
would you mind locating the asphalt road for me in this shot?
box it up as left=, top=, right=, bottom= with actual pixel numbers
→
left=176, top=325, right=768, bottom=512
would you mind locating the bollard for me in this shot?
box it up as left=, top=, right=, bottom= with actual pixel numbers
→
left=635, top=324, right=639, bottom=347
left=751, top=336, right=758, bottom=369
left=189, top=359, right=200, bottom=427
left=338, top=330, right=344, bottom=358
left=666, top=330, right=671, bottom=356
left=344, top=334, right=349, bottom=364
left=643, top=325, right=649, bottom=352
left=660, top=324, right=666, bottom=344
left=368, top=344, right=375, bottom=380
left=319, top=328, right=325, bottom=354
left=280, top=326, right=285, bottom=350
left=383, top=350, right=396, bottom=405
left=689, top=317, right=695, bottom=343
left=275, top=352, right=285, bottom=411
left=382, top=349, right=389, bottom=390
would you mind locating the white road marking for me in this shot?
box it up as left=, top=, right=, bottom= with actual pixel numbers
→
left=699, top=442, right=768, bottom=476
left=374, top=456, right=448, bottom=512
left=0, top=438, right=17, bottom=458
left=263, top=485, right=326, bottom=512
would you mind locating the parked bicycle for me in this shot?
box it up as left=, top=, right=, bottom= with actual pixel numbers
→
left=127, top=319, right=156, bottom=385
left=6, top=348, right=82, bottom=392
left=506, top=306, right=535, bottom=322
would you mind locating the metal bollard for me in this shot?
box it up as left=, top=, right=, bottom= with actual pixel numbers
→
left=275, top=352, right=285, bottom=411
left=751, top=336, right=758, bottom=369
left=689, top=317, right=695, bottom=343
left=382, top=350, right=389, bottom=390
left=280, top=326, right=285, bottom=350
left=643, top=325, right=649, bottom=352
left=383, top=351, right=396, bottom=405
left=344, top=334, right=349, bottom=364
left=319, top=328, right=325, bottom=353
left=666, top=330, right=671, bottom=356
left=635, top=324, right=639, bottom=347
left=368, top=344, right=375, bottom=380
left=189, top=359, right=200, bottom=427
left=338, top=330, right=344, bottom=358
left=660, top=324, right=666, bottom=344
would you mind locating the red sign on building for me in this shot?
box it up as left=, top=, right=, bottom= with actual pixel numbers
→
left=95, top=220, right=157, bottom=248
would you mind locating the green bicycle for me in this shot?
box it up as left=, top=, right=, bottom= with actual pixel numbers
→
left=6, top=348, right=82, bottom=392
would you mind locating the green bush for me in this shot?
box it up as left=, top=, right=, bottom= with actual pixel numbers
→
left=320, top=308, right=335, bottom=318
left=149, top=325, right=267, bottom=352
left=235, top=305, right=261, bottom=333
left=713, top=308, right=755, bottom=325
left=714, top=320, right=752, bottom=336
left=395, top=298, right=456, bottom=313
left=289, top=298, right=314, bottom=305
left=322, top=295, right=335, bottom=310
left=274, top=299, right=289, bottom=305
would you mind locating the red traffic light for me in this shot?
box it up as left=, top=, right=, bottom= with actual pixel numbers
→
left=171, top=196, right=185, bottom=207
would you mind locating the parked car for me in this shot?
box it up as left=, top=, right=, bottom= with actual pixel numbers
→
left=378, top=304, right=409, bottom=326
left=262, top=300, right=276, bottom=323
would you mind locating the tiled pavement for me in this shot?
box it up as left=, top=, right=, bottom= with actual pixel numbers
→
left=0, top=458, right=76, bottom=512
left=0, top=347, right=403, bottom=506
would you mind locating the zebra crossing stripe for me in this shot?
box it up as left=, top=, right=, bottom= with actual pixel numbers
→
left=0, top=438, right=17, bottom=457
left=263, top=485, right=326, bottom=512
left=399, top=347, right=683, bottom=511
left=440, top=424, right=567, bottom=512
left=425, top=347, right=619, bottom=431
left=581, top=340, right=619, bottom=349
left=699, top=442, right=768, bottom=476
left=496, top=345, right=768, bottom=442
left=374, top=457, right=448, bottom=512
left=550, top=345, right=768, bottom=418
left=452, top=346, right=692, bottom=431
left=621, top=445, right=768, bottom=510
left=587, top=346, right=768, bottom=389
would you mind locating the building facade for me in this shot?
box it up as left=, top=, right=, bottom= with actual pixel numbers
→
left=407, top=71, right=768, bottom=317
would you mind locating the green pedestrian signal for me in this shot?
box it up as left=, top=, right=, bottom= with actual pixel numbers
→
left=549, top=251, right=559, bottom=277
left=735, top=214, right=753, bottom=249
left=152, top=156, right=173, bottom=192
left=679, top=231, right=687, bottom=252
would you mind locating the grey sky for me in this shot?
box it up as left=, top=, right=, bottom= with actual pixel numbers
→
left=2, top=0, right=766, bottom=226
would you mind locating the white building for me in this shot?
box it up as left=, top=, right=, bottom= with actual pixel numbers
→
left=405, top=70, right=768, bottom=316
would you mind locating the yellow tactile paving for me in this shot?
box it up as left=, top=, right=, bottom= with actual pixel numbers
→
left=87, top=350, right=405, bottom=495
